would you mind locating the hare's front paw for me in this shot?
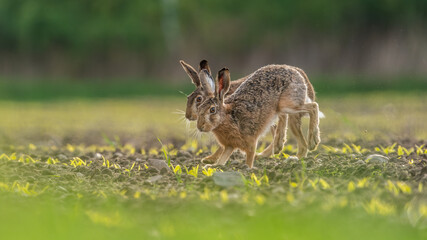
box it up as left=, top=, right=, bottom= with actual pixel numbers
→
left=203, top=163, right=218, bottom=169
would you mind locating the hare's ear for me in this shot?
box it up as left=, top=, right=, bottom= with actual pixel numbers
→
left=198, top=69, right=215, bottom=94
left=199, top=60, right=211, bottom=75
left=216, top=68, right=231, bottom=102
left=179, top=60, right=200, bottom=87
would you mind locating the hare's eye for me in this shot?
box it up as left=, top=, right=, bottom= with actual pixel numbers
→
left=210, top=107, right=216, bottom=114
left=196, top=96, right=202, bottom=103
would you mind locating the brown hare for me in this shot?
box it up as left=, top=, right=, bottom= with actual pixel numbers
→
left=196, top=66, right=320, bottom=168
left=179, top=60, right=318, bottom=162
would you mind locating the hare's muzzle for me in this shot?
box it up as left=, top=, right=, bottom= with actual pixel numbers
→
left=185, top=110, right=197, bottom=121
left=197, top=121, right=208, bottom=132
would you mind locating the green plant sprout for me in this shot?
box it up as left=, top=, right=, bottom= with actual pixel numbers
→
left=101, top=155, right=110, bottom=168
left=171, top=164, right=182, bottom=182
left=157, top=138, right=171, bottom=166
left=185, top=165, right=199, bottom=178
left=202, top=167, right=217, bottom=177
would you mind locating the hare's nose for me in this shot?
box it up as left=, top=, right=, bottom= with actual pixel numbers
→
left=197, top=122, right=205, bottom=132
left=185, top=112, right=195, bottom=121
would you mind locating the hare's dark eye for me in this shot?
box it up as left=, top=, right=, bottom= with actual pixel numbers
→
left=210, top=107, right=216, bottom=114
left=196, top=96, right=202, bottom=103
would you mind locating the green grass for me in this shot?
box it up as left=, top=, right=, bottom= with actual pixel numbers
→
left=0, top=92, right=426, bottom=239
left=0, top=197, right=424, bottom=240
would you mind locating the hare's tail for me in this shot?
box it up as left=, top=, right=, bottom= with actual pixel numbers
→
left=304, top=96, right=325, bottom=118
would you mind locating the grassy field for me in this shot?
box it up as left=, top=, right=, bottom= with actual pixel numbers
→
left=0, top=92, right=426, bottom=239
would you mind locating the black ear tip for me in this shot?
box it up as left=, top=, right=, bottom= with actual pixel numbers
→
left=199, top=60, right=209, bottom=69
left=218, top=67, right=229, bottom=75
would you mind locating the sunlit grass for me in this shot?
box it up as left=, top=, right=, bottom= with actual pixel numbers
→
left=0, top=92, right=426, bottom=239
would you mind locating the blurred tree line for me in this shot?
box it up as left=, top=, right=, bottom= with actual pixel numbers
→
left=0, top=0, right=426, bottom=79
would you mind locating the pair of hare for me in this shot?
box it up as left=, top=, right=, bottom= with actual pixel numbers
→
left=180, top=60, right=321, bottom=168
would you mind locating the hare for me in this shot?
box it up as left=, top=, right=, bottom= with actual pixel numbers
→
left=196, top=66, right=320, bottom=168
left=180, top=60, right=318, bottom=162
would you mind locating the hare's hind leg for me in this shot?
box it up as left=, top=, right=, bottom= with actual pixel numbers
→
left=202, top=146, right=224, bottom=164
left=258, top=115, right=288, bottom=157
left=279, top=95, right=320, bottom=151
left=288, top=113, right=308, bottom=158
left=299, top=102, right=320, bottom=150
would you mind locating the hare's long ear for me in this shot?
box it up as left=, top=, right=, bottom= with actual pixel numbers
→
left=199, top=60, right=211, bottom=75
left=198, top=69, right=215, bottom=94
left=216, top=68, right=231, bottom=102
left=179, top=60, right=200, bottom=87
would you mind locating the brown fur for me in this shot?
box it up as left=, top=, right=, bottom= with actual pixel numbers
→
left=179, top=60, right=319, bottom=163
left=197, top=65, right=321, bottom=168
left=180, top=60, right=248, bottom=120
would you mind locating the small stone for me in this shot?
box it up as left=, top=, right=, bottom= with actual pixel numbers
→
left=177, top=150, right=193, bottom=158
left=76, top=172, right=85, bottom=178
left=148, top=159, right=170, bottom=172
left=365, top=154, right=389, bottom=164
left=147, top=168, right=159, bottom=174
left=101, top=168, right=113, bottom=176
left=160, top=168, right=169, bottom=175
left=213, top=171, right=244, bottom=187
left=114, top=152, right=124, bottom=158
left=95, top=153, right=103, bottom=159
left=147, top=175, right=163, bottom=184
left=229, top=160, right=240, bottom=165
left=285, top=156, right=299, bottom=163
left=356, top=160, right=366, bottom=165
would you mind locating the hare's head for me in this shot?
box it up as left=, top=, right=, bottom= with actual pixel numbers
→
left=179, top=60, right=215, bottom=121
left=197, top=68, right=231, bottom=132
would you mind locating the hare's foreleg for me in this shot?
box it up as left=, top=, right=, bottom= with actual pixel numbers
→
left=215, top=146, right=234, bottom=166
left=273, top=115, right=288, bottom=154
left=245, top=147, right=256, bottom=168
left=288, top=113, right=308, bottom=158
left=201, top=146, right=224, bottom=164
left=243, top=140, right=258, bottom=168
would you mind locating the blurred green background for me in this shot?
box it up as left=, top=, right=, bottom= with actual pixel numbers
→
left=0, top=0, right=426, bottom=99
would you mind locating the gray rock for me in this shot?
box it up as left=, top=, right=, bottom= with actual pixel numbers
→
left=213, top=171, right=244, bottom=187
left=148, top=159, right=170, bottom=172
left=147, top=175, right=163, bottom=184
left=76, top=172, right=85, bottom=178
left=285, top=156, right=299, bottom=163
left=356, top=160, right=366, bottom=165
left=177, top=150, right=193, bottom=158
left=95, top=153, right=103, bottom=160
left=365, top=154, right=389, bottom=164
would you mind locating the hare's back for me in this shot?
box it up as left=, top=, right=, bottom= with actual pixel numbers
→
left=226, top=65, right=298, bottom=104
left=226, top=65, right=302, bottom=135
